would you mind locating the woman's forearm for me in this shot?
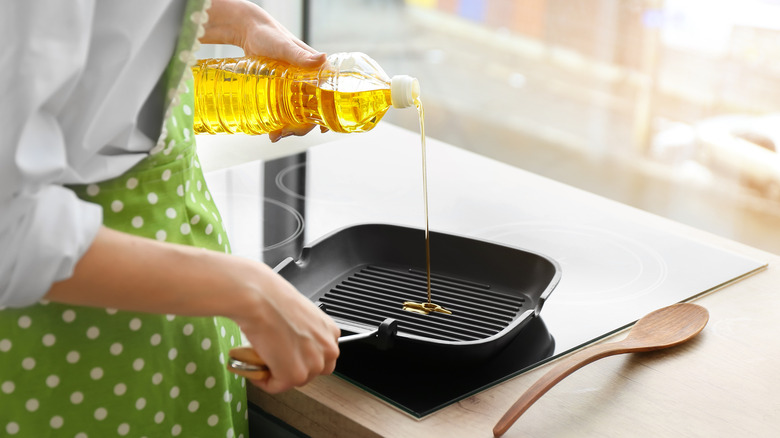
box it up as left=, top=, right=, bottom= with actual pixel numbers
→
left=46, top=226, right=340, bottom=394
left=46, top=226, right=258, bottom=321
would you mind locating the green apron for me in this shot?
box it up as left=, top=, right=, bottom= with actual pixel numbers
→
left=0, top=1, right=248, bottom=436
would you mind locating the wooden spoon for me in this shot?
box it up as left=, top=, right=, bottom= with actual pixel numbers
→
left=493, top=302, right=709, bottom=437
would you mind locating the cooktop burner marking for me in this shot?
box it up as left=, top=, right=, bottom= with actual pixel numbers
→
left=474, top=222, right=668, bottom=304
left=261, top=197, right=304, bottom=251
left=275, top=163, right=307, bottom=200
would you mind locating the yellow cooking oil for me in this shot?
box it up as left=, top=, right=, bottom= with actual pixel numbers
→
left=192, top=57, right=393, bottom=135
left=191, top=55, right=445, bottom=314
left=401, top=95, right=452, bottom=317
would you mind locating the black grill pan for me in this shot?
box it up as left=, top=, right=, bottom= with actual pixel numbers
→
left=275, top=223, right=560, bottom=362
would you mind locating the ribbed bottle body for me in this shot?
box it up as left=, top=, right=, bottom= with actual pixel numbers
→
left=192, top=55, right=394, bottom=135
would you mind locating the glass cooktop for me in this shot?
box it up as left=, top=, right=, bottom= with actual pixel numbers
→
left=205, top=125, right=765, bottom=418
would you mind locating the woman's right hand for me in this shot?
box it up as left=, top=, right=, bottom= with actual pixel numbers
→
left=229, top=261, right=341, bottom=393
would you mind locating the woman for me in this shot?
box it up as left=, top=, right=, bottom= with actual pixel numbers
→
left=0, top=0, right=339, bottom=436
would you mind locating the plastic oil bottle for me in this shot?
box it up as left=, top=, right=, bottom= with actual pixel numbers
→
left=192, top=52, right=419, bottom=135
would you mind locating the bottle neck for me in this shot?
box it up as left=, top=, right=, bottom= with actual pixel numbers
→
left=391, top=75, right=420, bottom=108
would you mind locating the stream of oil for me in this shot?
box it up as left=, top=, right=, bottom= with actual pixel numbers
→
left=402, top=97, right=452, bottom=316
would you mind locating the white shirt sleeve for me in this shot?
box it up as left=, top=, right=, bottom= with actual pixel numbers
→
left=0, top=0, right=183, bottom=307
left=0, top=189, right=103, bottom=308
left=0, top=1, right=100, bottom=307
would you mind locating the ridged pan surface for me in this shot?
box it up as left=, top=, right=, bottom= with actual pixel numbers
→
left=321, top=265, right=527, bottom=343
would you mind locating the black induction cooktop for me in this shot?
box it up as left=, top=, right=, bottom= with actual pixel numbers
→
left=335, top=314, right=555, bottom=417
left=206, top=127, right=766, bottom=418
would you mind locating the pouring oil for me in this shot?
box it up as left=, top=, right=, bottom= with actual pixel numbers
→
left=192, top=54, right=418, bottom=135
left=419, top=97, right=432, bottom=304
left=190, top=54, right=446, bottom=314
left=402, top=96, right=452, bottom=316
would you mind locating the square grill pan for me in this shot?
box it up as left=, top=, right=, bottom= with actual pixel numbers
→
left=274, top=223, right=561, bottom=362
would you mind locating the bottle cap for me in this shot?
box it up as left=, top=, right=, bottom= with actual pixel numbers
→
left=391, top=75, right=420, bottom=108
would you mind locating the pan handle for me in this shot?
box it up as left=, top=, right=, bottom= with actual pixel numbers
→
left=225, top=331, right=376, bottom=380
left=227, top=346, right=270, bottom=380
left=226, top=318, right=398, bottom=380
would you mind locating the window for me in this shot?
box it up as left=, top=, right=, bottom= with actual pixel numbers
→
left=306, top=0, right=780, bottom=253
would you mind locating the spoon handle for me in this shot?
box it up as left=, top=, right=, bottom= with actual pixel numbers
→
left=493, top=341, right=637, bottom=437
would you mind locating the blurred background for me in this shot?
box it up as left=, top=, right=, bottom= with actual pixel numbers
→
left=200, top=0, right=780, bottom=254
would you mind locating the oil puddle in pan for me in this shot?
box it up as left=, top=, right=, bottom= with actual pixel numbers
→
left=402, top=95, right=452, bottom=316
left=402, top=301, right=452, bottom=315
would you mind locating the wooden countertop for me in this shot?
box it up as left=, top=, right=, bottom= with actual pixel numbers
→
left=238, top=129, right=779, bottom=438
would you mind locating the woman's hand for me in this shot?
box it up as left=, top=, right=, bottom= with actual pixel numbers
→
left=230, top=263, right=341, bottom=393
left=202, top=0, right=326, bottom=67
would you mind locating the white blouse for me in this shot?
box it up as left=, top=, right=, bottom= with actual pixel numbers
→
left=0, top=0, right=186, bottom=307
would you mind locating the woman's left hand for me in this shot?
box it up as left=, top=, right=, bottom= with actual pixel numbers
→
left=201, top=0, right=326, bottom=68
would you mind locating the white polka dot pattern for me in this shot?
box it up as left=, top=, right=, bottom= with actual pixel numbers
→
left=0, top=2, right=246, bottom=435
